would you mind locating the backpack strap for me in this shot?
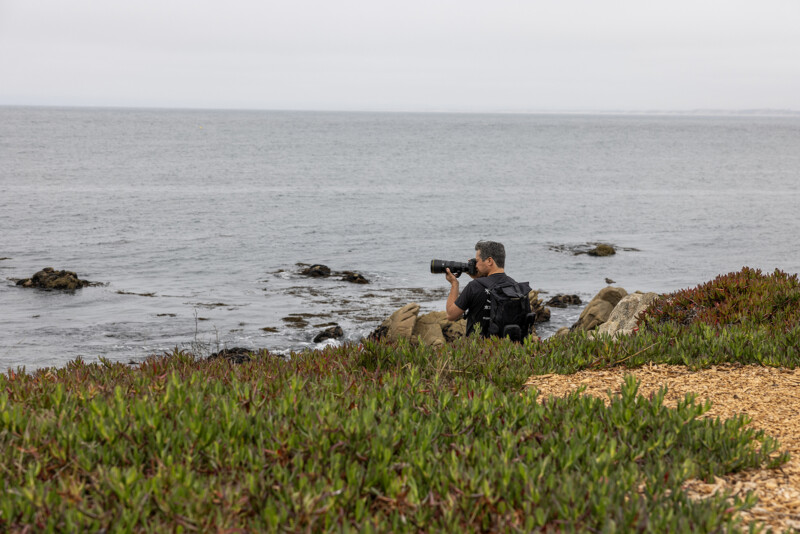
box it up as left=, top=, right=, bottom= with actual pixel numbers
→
left=473, top=276, right=492, bottom=292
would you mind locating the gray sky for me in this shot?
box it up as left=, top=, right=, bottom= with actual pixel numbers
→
left=1, top=0, right=799, bottom=112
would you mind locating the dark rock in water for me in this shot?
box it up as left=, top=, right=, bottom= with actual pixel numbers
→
left=534, top=307, right=551, bottom=323
left=298, top=263, right=370, bottom=284
left=528, top=291, right=550, bottom=324
left=314, top=325, right=344, bottom=343
left=16, top=267, right=96, bottom=290
left=208, top=347, right=265, bottom=364
left=549, top=242, right=635, bottom=256
left=341, top=271, right=369, bottom=284
left=546, top=294, right=583, bottom=308
left=587, top=244, right=616, bottom=257
left=300, top=264, right=331, bottom=277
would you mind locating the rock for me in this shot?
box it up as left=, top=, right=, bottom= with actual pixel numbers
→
left=555, top=327, right=570, bottom=337
left=369, top=306, right=467, bottom=345
left=300, top=264, right=331, bottom=277
left=572, top=287, right=628, bottom=331
left=546, top=294, right=582, bottom=308
left=368, top=324, right=389, bottom=341
left=534, top=307, right=551, bottom=323
left=442, top=319, right=467, bottom=342
left=587, top=244, right=616, bottom=257
left=341, top=271, right=369, bottom=284
left=412, top=312, right=447, bottom=347
left=16, top=267, right=94, bottom=290
left=314, top=325, right=344, bottom=343
left=529, top=291, right=551, bottom=323
left=373, top=303, right=420, bottom=343
left=298, top=264, right=371, bottom=284
left=550, top=243, right=635, bottom=256
left=595, top=292, right=659, bottom=338
left=208, top=347, right=258, bottom=364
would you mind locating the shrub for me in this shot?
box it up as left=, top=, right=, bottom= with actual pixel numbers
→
left=639, top=267, right=800, bottom=330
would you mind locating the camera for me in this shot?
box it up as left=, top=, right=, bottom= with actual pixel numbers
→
left=430, top=258, right=477, bottom=277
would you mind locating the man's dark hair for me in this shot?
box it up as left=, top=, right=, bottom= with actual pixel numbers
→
left=475, top=240, right=505, bottom=268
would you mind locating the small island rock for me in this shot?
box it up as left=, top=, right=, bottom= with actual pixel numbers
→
left=300, top=264, right=331, bottom=278
left=587, top=244, right=616, bottom=257
left=16, top=267, right=94, bottom=290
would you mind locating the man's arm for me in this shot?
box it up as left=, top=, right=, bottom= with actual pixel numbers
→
left=445, top=268, right=464, bottom=322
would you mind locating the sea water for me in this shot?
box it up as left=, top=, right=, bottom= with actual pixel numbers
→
left=2, top=107, right=799, bottom=371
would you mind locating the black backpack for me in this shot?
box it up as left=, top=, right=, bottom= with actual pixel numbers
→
left=476, top=278, right=536, bottom=342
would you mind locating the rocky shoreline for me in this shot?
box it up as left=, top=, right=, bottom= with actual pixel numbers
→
left=8, top=255, right=647, bottom=361
left=367, top=285, right=659, bottom=348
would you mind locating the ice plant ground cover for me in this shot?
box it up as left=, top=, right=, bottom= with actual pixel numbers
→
left=1, top=267, right=798, bottom=532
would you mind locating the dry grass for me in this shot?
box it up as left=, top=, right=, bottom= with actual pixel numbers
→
left=526, top=364, right=800, bottom=532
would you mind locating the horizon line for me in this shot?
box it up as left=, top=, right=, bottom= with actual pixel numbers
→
left=2, top=102, right=800, bottom=117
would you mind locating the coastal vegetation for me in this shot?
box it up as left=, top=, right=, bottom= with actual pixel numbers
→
left=1, top=267, right=798, bottom=532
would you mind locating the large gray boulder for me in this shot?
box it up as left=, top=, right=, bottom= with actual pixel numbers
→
left=595, top=292, right=659, bottom=338
left=411, top=311, right=448, bottom=347
left=369, top=303, right=420, bottom=343
left=369, top=305, right=468, bottom=346
left=571, top=287, right=628, bottom=331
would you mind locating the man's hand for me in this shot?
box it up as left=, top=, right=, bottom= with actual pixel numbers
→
left=445, top=268, right=459, bottom=285
left=445, top=268, right=464, bottom=322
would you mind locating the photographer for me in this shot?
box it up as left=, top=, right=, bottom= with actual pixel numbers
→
left=445, top=240, right=523, bottom=337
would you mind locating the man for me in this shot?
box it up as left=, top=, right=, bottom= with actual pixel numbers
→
left=445, top=240, right=524, bottom=337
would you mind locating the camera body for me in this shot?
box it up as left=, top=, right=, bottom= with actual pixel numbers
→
left=430, top=258, right=477, bottom=277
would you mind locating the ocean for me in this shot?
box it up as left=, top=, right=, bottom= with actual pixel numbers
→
left=2, top=107, right=799, bottom=372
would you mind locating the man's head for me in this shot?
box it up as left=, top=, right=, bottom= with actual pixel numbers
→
left=474, top=240, right=505, bottom=275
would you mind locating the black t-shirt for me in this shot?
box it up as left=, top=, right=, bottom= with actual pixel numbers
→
left=455, top=273, right=517, bottom=336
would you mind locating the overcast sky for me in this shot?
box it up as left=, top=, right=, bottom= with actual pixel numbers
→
left=1, top=0, right=799, bottom=112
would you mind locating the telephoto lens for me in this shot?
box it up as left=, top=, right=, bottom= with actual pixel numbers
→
left=430, top=259, right=472, bottom=276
